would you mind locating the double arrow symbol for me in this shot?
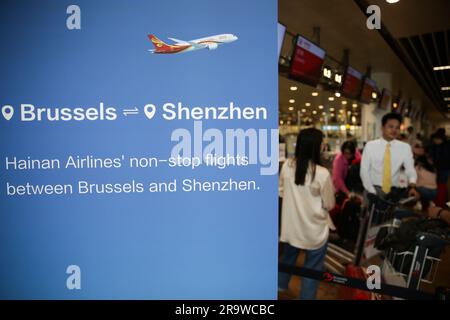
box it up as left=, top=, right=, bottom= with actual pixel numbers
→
left=123, top=107, right=139, bottom=116
left=123, top=105, right=156, bottom=120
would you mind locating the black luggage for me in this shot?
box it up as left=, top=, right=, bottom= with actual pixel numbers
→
left=336, top=197, right=361, bottom=242
left=375, top=218, right=449, bottom=276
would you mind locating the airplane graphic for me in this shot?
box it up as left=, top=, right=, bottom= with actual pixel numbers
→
left=148, top=34, right=238, bottom=54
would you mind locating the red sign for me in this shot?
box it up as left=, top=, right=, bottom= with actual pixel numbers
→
left=342, top=66, right=363, bottom=99
left=289, top=35, right=326, bottom=86
left=360, top=78, right=377, bottom=104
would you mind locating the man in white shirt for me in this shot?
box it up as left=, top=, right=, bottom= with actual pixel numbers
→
left=360, top=113, right=419, bottom=199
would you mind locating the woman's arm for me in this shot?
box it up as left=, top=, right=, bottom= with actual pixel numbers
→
left=332, top=154, right=349, bottom=195
left=322, top=173, right=336, bottom=211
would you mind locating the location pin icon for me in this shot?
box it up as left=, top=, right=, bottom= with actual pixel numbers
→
left=144, top=104, right=156, bottom=120
left=2, top=105, right=14, bottom=121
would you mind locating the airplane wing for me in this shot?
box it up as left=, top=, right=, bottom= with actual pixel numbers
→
left=187, top=41, right=207, bottom=49
left=168, top=37, right=207, bottom=49
left=168, top=37, right=190, bottom=45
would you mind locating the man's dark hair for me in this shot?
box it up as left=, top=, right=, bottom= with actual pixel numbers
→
left=341, top=140, right=356, bottom=154
left=433, top=129, right=446, bottom=141
left=416, top=155, right=436, bottom=173
left=436, top=128, right=446, bottom=138
left=381, top=112, right=403, bottom=126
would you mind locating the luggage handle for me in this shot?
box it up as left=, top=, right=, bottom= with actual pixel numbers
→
left=416, top=232, right=450, bottom=247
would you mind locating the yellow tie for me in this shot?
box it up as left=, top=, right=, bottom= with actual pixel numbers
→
left=382, top=143, right=392, bottom=194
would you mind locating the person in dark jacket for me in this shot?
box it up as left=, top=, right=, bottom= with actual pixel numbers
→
left=429, top=129, right=450, bottom=206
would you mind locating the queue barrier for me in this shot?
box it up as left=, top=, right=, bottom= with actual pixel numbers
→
left=279, top=263, right=437, bottom=300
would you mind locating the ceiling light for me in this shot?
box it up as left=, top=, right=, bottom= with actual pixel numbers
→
left=331, top=113, right=335, bottom=117
left=330, top=107, right=335, bottom=112
left=287, top=121, right=291, bottom=125
left=442, top=87, right=450, bottom=91
left=288, top=106, right=294, bottom=111
left=301, top=109, right=306, bottom=113
left=352, top=103, right=357, bottom=108
left=318, top=105, right=324, bottom=109
left=335, top=92, right=341, bottom=97
left=312, top=92, right=319, bottom=96
left=334, top=74, right=342, bottom=84
left=280, top=120, right=284, bottom=125
left=305, top=102, right=311, bottom=107
left=290, top=86, right=298, bottom=91
left=393, top=103, right=398, bottom=108
left=312, top=110, right=317, bottom=115
left=386, top=0, right=400, bottom=4
left=322, top=112, right=326, bottom=115
left=341, top=101, right=347, bottom=105
left=328, top=97, right=335, bottom=101
left=289, top=99, right=295, bottom=103
left=433, top=65, right=450, bottom=71
left=372, top=92, right=378, bottom=99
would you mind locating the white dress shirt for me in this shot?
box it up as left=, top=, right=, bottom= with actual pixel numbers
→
left=360, top=138, right=417, bottom=194
left=279, top=160, right=336, bottom=250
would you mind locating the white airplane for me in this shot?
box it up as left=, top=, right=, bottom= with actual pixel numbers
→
left=148, top=33, right=238, bottom=54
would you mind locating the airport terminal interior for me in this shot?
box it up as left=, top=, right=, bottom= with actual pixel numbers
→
left=3, top=0, right=450, bottom=303
left=277, top=0, right=450, bottom=300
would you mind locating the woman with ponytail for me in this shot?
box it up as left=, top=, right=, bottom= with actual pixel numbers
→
left=278, top=128, right=335, bottom=300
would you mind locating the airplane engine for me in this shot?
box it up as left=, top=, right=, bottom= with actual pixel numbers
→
left=208, top=43, right=218, bottom=50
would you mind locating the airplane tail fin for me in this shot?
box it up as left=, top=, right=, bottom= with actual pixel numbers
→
left=148, top=34, right=173, bottom=53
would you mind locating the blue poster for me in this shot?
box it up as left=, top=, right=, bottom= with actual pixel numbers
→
left=0, top=0, right=278, bottom=299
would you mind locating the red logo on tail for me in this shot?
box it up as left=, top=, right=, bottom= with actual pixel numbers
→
left=148, top=34, right=190, bottom=54
left=148, top=34, right=173, bottom=52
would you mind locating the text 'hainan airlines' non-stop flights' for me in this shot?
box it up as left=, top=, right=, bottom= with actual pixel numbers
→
left=148, top=34, right=238, bottom=54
